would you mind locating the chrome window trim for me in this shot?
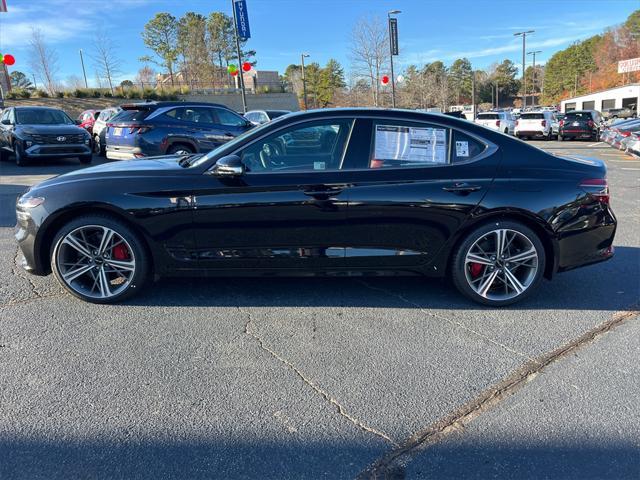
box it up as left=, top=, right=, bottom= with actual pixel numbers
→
left=204, top=114, right=498, bottom=175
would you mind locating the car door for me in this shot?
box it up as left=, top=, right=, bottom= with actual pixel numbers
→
left=190, top=117, right=354, bottom=271
left=342, top=117, right=500, bottom=270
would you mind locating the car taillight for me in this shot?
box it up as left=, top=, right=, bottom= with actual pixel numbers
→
left=495, top=120, right=501, bottom=127
left=621, top=131, right=631, bottom=137
left=559, top=120, right=564, bottom=127
left=580, top=178, right=609, bottom=205
left=515, top=120, right=519, bottom=126
left=129, top=125, right=153, bottom=134
left=541, top=120, right=546, bottom=127
left=106, top=123, right=114, bottom=127
left=587, top=120, right=594, bottom=128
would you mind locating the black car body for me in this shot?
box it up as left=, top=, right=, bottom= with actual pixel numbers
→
left=16, top=109, right=616, bottom=306
left=0, top=106, right=92, bottom=166
left=558, top=110, right=602, bottom=141
left=105, top=101, right=253, bottom=160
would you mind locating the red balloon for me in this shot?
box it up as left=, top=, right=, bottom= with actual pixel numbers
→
left=3, top=54, right=15, bottom=66
left=242, top=62, right=252, bottom=72
left=381, top=75, right=389, bottom=85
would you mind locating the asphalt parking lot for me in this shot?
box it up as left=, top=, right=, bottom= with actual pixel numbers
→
left=0, top=141, right=638, bottom=479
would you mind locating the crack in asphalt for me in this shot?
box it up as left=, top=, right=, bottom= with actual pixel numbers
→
left=11, top=246, right=44, bottom=298
left=357, top=280, right=537, bottom=363
left=239, top=305, right=399, bottom=447
left=357, top=307, right=639, bottom=479
left=3, top=246, right=64, bottom=307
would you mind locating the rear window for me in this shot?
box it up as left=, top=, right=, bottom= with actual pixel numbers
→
left=111, top=108, right=150, bottom=122
left=521, top=113, right=545, bottom=119
left=477, top=113, right=499, bottom=120
left=565, top=112, right=591, bottom=121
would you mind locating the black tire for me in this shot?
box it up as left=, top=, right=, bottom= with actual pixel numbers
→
left=167, top=144, right=194, bottom=155
left=79, top=154, right=92, bottom=164
left=14, top=143, right=28, bottom=166
left=51, top=214, right=150, bottom=304
left=450, top=220, right=546, bottom=307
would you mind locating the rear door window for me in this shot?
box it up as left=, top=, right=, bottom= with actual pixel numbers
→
left=369, top=121, right=449, bottom=168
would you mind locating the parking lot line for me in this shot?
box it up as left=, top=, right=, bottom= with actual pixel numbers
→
left=588, top=142, right=604, bottom=147
left=620, top=167, right=640, bottom=171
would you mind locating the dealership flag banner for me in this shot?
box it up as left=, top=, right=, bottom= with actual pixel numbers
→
left=233, top=0, right=250, bottom=40
left=0, top=0, right=7, bottom=13
left=618, top=57, right=640, bottom=74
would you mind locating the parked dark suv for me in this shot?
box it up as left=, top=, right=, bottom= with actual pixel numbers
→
left=558, top=110, right=602, bottom=141
left=105, top=101, right=253, bottom=160
left=0, top=106, right=92, bottom=166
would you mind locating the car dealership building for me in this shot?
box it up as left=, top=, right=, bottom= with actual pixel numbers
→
left=560, top=84, right=639, bottom=114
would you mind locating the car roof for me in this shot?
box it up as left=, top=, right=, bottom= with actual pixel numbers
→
left=120, top=101, right=228, bottom=109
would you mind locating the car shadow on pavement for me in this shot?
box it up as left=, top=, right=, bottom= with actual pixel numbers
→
left=125, top=246, right=640, bottom=312
left=0, top=437, right=637, bottom=480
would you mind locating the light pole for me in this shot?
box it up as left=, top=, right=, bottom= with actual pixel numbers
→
left=514, top=30, right=534, bottom=109
left=388, top=9, right=401, bottom=108
left=301, top=53, right=309, bottom=110
left=527, top=50, right=541, bottom=106
left=79, top=49, right=88, bottom=89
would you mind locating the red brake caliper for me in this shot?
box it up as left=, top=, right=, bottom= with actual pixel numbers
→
left=112, top=243, right=129, bottom=260
left=469, top=262, right=484, bottom=278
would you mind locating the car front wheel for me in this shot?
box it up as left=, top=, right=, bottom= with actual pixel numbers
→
left=451, top=221, right=545, bottom=306
left=51, top=215, right=150, bottom=303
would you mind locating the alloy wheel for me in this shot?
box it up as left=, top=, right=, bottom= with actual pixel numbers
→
left=55, top=225, right=136, bottom=299
left=464, top=228, right=538, bottom=301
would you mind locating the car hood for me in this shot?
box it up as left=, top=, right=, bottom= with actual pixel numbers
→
left=33, top=156, right=189, bottom=189
left=17, top=124, right=88, bottom=135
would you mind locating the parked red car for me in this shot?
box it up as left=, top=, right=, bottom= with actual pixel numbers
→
left=77, top=109, right=101, bottom=134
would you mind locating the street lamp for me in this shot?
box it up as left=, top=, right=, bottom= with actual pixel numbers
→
left=301, top=53, right=310, bottom=110
left=514, top=30, right=534, bottom=109
left=527, top=50, right=542, bottom=106
left=388, top=9, right=401, bottom=108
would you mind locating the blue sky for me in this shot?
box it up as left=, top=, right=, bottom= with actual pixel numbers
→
left=0, top=0, right=637, bottom=86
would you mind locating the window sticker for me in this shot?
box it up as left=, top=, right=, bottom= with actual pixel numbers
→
left=374, top=125, right=447, bottom=164
left=455, top=140, right=469, bottom=157
left=314, top=161, right=326, bottom=170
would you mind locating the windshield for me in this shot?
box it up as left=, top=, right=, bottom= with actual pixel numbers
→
left=188, top=119, right=280, bottom=168
left=16, top=108, right=74, bottom=125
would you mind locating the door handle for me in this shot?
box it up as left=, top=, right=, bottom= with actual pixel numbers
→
left=442, top=183, right=482, bottom=194
left=303, top=188, right=343, bottom=199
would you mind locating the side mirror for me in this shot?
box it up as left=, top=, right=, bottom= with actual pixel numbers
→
left=75, top=119, right=82, bottom=125
left=212, top=154, right=245, bottom=177
left=1, top=118, right=11, bottom=125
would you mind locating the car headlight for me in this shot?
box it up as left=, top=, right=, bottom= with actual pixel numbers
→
left=17, top=196, right=45, bottom=209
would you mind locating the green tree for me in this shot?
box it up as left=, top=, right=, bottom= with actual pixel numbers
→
left=141, top=13, right=179, bottom=85
left=10, top=71, right=33, bottom=89
left=449, top=58, right=473, bottom=103
left=120, top=79, right=134, bottom=88
left=624, top=9, right=640, bottom=38
left=178, top=12, right=209, bottom=85
left=491, top=59, right=519, bottom=99
left=316, top=59, right=346, bottom=107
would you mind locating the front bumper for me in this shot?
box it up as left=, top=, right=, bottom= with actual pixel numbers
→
left=15, top=206, right=44, bottom=275
left=25, top=143, right=91, bottom=158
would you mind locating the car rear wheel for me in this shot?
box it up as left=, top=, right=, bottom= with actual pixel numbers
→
left=51, top=215, right=150, bottom=303
left=93, top=135, right=102, bottom=155
left=167, top=144, right=194, bottom=156
left=451, top=220, right=545, bottom=306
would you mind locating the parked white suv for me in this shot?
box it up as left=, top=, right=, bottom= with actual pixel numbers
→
left=92, top=107, right=121, bottom=156
left=475, top=111, right=515, bottom=135
left=515, top=111, right=557, bottom=140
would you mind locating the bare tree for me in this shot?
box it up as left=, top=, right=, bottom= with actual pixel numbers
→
left=349, top=15, right=389, bottom=106
left=65, top=75, right=85, bottom=90
left=28, top=28, right=59, bottom=94
left=135, top=65, right=157, bottom=88
left=92, top=29, right=121, bottom=94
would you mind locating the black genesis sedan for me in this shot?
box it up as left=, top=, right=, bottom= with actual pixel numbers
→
left=15, top=109, right=616, bottom=306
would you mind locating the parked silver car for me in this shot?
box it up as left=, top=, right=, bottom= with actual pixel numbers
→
left=244, top=109, right=291, bottom=125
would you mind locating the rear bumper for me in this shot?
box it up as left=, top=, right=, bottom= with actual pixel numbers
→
left=516, top=130, right=549, bottom=137
left=25, top=144, right=91, bottom=157
left=106, top=145, right=140, bottom=160
left=560, top=129, right=596, bottom=138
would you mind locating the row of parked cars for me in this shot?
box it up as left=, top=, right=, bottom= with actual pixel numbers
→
left=0, top=101, right=291, bottom=166
left=600, top=117, right=640, bottom=158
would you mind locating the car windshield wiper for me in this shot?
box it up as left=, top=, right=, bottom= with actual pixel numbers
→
left=178, top=154, right=203, bottom=167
